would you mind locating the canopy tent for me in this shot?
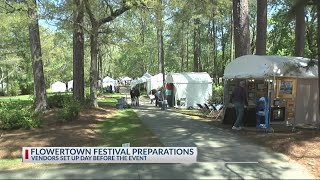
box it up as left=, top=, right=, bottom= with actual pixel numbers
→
left=166, top=72, right=212, bottom=108
left=67, top=80, right=73, bottom=91
left=122, top=76, right=132, bottom=81
left=51, top=81, right=66, bottom=92
left=223, top=55, right=319, bottom=129
left=147, top=73, right=164, bottom=93
left=139, top=72, right=152, bottom=83
left=224, top=55, right=318, bottom=79
left=130, top=72, right=152, bottom=88
left=102, top=76, right=118, bottom=91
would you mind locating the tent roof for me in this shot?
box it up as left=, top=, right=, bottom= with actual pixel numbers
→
left=166, top=72, right=212, bottom=84
left=224, top=55, right=318, bottom=79
left=139, top=72, right=152, bottom=83
left=122, top=76, right=132, bottom=81
left=142, top=72, right=152, bottom=78
left=52, top=81, right=65, bottom=85
left=103, top=76, right=115, bottom=82
left=150, top=73, right=163, bottom=81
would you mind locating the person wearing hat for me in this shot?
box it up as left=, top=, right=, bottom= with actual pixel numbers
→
left=230, top=81, right=248, bottom=130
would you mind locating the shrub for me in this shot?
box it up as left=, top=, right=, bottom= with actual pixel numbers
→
left=208, top=85, right=224, bottom=104
left=47, top=93, right=72, bottom=108
left=9, top=83, right=20, bottom=96
left=0, top=101, right=42, bottom=130
left=58, top=99, right=82, bottom=122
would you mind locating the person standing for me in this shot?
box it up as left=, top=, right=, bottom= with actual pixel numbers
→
left=130, top=87, right=136, bottom=106
left=230, top=81, right=248, bottom=130
left=155, top=89, right=161, bottom=107
left=134, top=88, right=140, bottom=106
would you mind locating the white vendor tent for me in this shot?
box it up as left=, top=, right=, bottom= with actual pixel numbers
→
left=122, top=76, right=132, bottom=81
left=102, top=76, right=118, bottom=91
left=51, top=81, right=66, bottom=92
left=165, top=72, right=213, bottom=108
left=224, top=55, right=318, bottom=79
left=147, top=73, right=164, bottom=93
left=67, top=80, right=73, bottom=91
left=121, top=76, right=132, bottom=85
left=130, top=72, right=152, bottom=88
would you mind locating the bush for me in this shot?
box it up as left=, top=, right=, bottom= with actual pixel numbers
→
left=208, top=85, right=224, bottom=104
left=0, top=101, right=42, bottom=130
left=58, top=100, right=82, bottom=122
left=47, top=93, right=72, bottom=108
left=20, top=83, right=34, bottom=95
left=9, top=84, right=20, bottom=96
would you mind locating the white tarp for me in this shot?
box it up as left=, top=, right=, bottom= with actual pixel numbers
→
left=147, top=73, right=164, bottom=93
left=140, top=72, right=152, bottom=83
left=51, top=81, right=66, bottom=92
left=166, top=72, right=213, bottom=107
left=67, top=80, right=73, bottom=91
left=122, top=76, right=132, bottom=81
left=102, top=76, right=117, bottom=91
left=224, top=55, right=318, bottom=79
left=130, top=73, right=152, bottom=88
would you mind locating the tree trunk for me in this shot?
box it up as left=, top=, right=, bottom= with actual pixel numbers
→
left=5, top=68, right=9, bottom=95
left=159, top=27, right=165, bottom=88
left=206, top=22, right=211, bottom=73
left=230, top=10, right=234, bottom=61
left=221, top=25, right=226, bottom=77
left=295, top=5, right=305, bottom=57
left=213, top=21, right=218, bottom=85
left=73, top=0, right=85, bottom=103
left=186, top=21, right=189, bottom=71
left=181, top=30, right=184, bottom=72
left=198, top=26, right=202, bottom=72
left=156, top=0, right=165, bottom=89
left=99, top=49, right=103, bottom=93
left=28, top=0, right=47, bottom=112
left=256, top=0, right=267, bottom=55
left=90, top=27, right=99, bottom=107
left=305, top=8, right=317, bottom=59
left=251, top=24, right=256, bottom=54
left=233, top=0, right=250, bottom=58
left=193, top=18, right=200, bottom=72
left=317, top=3, right=320, bottom=128
left=157, top=27, right=165, bottom=77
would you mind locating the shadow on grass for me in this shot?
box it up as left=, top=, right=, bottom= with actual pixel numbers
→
left=96, top=109, right=163, bottom=147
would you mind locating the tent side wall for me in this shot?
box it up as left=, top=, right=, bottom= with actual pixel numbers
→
left=173, top=83, right=212, bottom=107
left=295, top=78, right=319, bottom=126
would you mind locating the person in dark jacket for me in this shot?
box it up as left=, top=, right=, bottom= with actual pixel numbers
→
left=230, top=81, right=248, bottom=130
left=134, top=88, right=140, bottom=106
left=130, top=87, right=136, bottom=106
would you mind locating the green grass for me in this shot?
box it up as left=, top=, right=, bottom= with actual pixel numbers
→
left=97, top=109, right=163, bottom=147
left=98, top=93, right=130, bottom=107
left=0, top=95, right=33, bottom=102
left=98, top=97, right=118, bottom=107
left=0, top=107, right=162, bottom=170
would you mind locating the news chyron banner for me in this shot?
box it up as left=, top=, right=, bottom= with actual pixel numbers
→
left=22, top=147, right=197, bottom=163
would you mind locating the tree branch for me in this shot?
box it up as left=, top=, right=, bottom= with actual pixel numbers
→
left=98, top=2, right=130, bottom=26
left=84, top=0, right=97, bottom=25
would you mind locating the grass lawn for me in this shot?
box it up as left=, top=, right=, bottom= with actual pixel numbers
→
left=0, top=96, right=162, bottom=170
left=98, top=93, right=130, bottom=107
left=97, top=109, right=163, bottom=147
left=0, top=95, right=33, bottom=102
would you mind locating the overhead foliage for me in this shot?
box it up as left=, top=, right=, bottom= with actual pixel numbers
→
left=0, top=0, right=318, bottom=96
